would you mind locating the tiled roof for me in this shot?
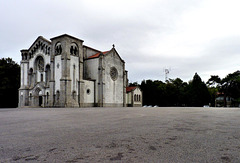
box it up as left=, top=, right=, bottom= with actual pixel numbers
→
left=126, top=86, right=136, bottom=93
left=88, top=51, right=109, bottom=59
left=216, top=92, right=224, bottom=95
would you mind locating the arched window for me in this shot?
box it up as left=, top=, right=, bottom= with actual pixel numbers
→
left=20, top=95, right=23, bottom=106
left=72, top=91, right=76, bottom=100
left=41, top=74, right=43, bottom=82
left=134, top=94, right=137, bottom=102
left=73, top=65, right=75, bottom=90
left=46, top=92, right=49, bottom=104
left=55, top=42, right=62, bottom=55
left=45, top=65, right=51, bottom=86
left=35, top=56, right=44, bottom=72
left=29, top=68, right=33, bottom=86
left=70, top=43, right=78, bottom=56
left=138, top=95, right=141, bottom=101
left=87, top=89, right=90, bottom=95
left=35, top=56, right=44, bottom=82
left=56, top=90, right=60, bottom=101
left=29, top=93, right=32, bottom=101
left=24, top=53, right=27, bottom=60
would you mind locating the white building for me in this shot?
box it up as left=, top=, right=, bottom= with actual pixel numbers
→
left=19, top=34, right=142, bottom=107
left=126, top=86, right=143, bottom=107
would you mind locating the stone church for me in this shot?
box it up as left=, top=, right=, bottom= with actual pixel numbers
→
left=19, top=34, right=142, bottom=107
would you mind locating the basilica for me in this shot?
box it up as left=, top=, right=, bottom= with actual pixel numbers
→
left=18, top=34, right=142, bottom=107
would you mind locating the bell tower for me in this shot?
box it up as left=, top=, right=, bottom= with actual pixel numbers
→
left=50, top=34, right=84, bottom=107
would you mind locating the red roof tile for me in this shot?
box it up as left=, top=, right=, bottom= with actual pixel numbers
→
left=126, top=86, right=136, bottom=93
left=88, top=51, right=109, bottom=59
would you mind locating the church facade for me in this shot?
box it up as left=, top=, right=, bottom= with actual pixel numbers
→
left=19, top=34, right=142, bottom=107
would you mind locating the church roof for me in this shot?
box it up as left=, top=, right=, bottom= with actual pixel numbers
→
left=50, top=34, right=84, bottom=42
left=88, top=51, right=109, bottom=59
left=126, top=86, right=137, bottom=93
left=83, top=45, right=101, bottom=53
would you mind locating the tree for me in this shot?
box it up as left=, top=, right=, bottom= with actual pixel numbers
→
left=207, top=75, right=222, bottom=106
left=207, top=71, right=240, bottom=107
left=140, top=80, right=166, bottom=106
left=206, top=75, right=221, bottom=86
left=140, top=78, right=189, bottom=107
left=0, top=58, right=20, bottom=108
left=129, top=82, right=139, bottom=87
left=168, top=78, right=188, bottom=106
left=222, top=71, right=240, bottom=99
left=208, top=87, right=218, bottom=107
left=187, top=73, right=210, bottom=106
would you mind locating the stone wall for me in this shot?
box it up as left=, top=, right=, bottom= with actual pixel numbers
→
left=103, top=50, right=125, bottom=106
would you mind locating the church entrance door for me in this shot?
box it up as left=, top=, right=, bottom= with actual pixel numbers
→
left=35, top=88, right=43, bottom=107
left=39, top=96, right=42, bottom=107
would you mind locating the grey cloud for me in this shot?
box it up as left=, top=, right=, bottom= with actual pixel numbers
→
left=0, top=0, right=239, bottom=83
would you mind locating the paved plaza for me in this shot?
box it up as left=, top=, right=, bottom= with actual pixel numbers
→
left=0, top=107, right=240, bottom=162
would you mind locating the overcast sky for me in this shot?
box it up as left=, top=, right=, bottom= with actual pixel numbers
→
left=1, top=0, right=240, bottom=83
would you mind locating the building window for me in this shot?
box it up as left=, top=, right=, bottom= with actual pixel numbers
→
left=29, top=68, right=33, bottom=86
left=56, top=90, right=60, bottom=100
left=55, top=42, right=62, bottom=55
left=110, top=67, right=118, bottom=81
left=72, top=91, right=76, bottom=100
left=23, top=53, right=27, bottom=60
left=41, top=74, right=43, bottom=82
left=134, top=94, right=140, bottom=102
left=45, top=65, right=51, bottom=85
left=73, top=65, right=75, bottom=90
left=87, top=89, right=90, bottom=95
left=36, top=57, right=44, bottom=72
left=20, top=95, right=23, bottom=106
left=70, top=43, right=78, bottom=56
left=46, top=92, right=49, bottom=104
left=29, top=93, right=32, bottom=101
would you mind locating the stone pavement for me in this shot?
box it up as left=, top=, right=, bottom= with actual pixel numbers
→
left=0, top=107, right=240, bottom=162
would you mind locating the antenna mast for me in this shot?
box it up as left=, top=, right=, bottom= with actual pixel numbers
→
left=164, top=68, right=171, bottom=81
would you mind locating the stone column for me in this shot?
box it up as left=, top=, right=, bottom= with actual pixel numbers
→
left=123, top=64, right=126, bottom=107
left=49, top=56, right=55, bottom=107
left=98, top=55, right=104, bottom=107
left=60, top=45, right=72, bottom=107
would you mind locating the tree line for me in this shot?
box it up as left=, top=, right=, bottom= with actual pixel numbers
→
left=132, top=71, right=240, bottom=107
left=0, top=58, right=20, bottom=108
